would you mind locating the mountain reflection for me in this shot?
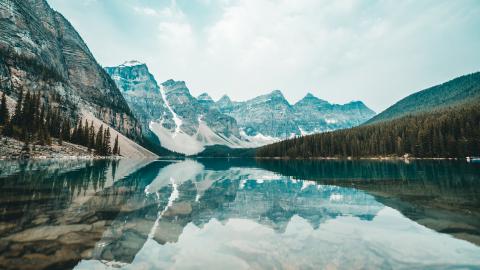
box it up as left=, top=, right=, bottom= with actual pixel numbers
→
left=0, top=159, right=479, bottom=269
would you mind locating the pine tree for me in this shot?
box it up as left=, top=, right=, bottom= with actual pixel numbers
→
left=103, top=127, right=111, bottom=155
left=33, top=92, right=41, bottom=134
left=58, top=128, right=63, bottom=146
left=0, top=92, right=9, bottom=125
left=83, top=119, right=90, bottom=147
left=62, top=119, right=71, bottom=142
left=11, top=89, right=23, bottom=126
left=112, top=135, right=119, bottom=155
left=95, top=124, right=104, bottom=155
left=21, top=91, right=31, bottom=132
left=76, top=120, right=83, bottom=145
left=89, top=122, right=95, bottom=150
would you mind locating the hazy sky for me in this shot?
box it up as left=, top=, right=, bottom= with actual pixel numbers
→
left=47, top=0, right=480, bottom=112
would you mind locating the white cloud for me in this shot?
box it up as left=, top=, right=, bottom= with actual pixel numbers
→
left=48, top=0, right=480, bottom=112
left=134, top=7, right=159, bottom=16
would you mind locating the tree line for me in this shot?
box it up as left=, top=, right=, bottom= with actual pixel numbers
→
left=0, top=90, right=120, bottom=156
left=256, top=101, right=480, bottom=158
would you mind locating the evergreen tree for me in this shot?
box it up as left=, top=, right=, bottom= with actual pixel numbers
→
left=0, top=92, right=9, bottom=125
left=76, top=120, right=83, bottom=145
left=83, top=119, right=90, bottom=147
left=112, top=135, right=119, bottom=155
left=21, top=91, right=31, bottom=132
left=89, top=122, right=95, bottom=150
left=103, top=127, right=111, bottom=155
left=11, top=89, right=23, bottom=126
left=62, top=119, right=71, bottom=142
left=95, top=124, right=104, bottom=155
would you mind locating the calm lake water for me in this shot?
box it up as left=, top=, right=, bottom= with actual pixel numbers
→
left=0, top=159, right=479, bottom=270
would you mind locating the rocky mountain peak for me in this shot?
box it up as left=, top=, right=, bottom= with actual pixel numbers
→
left=119, top=60, right=145, bottom=68
left=217, top=95, right=232, bottom=104
left=198, top=93, right=213, bottom=102
left=268, top=90, right=285, bottom=99
left=251, top=90, right=288, bottom=105
left=344, top=100, right=370, bottom=110
left=304, top=92, right=316, bottom=98
left=105, top=62, right=159, bottom=94
left=295, top=92, right=329, bottom=107
left=162, top=79, right=186, bottom=89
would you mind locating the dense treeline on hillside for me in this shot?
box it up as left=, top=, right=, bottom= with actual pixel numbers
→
left=0, top=90, right=120, bottom=156
left=257, top=102, right=480, bottom=158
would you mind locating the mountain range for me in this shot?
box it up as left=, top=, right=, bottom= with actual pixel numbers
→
left=106, top=61, right=376, bottom=155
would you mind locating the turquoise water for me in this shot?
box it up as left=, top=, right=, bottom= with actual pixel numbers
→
left=0, top=159, right=479, bottom=269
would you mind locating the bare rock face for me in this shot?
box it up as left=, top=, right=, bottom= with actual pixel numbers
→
left=0, top=0, right=141, bottom=140
left=105, top=62, right=173, bottom=135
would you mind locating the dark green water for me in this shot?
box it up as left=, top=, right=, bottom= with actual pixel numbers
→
left=0, top=159, right=479, bottom=269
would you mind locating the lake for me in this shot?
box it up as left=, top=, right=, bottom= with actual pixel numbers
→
left=0, top=159, right=479, bottom=269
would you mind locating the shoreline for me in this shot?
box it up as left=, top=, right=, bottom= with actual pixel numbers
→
left=255, top=156, right=461, bottom=161
left=0, top=136, right=123, bottom=161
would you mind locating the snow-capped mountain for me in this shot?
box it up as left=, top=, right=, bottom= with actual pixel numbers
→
left=215, top=91, right=376, bottom=138
left=106, top=63, right=261, bottom=155
left=106, top=62, right=375, bottom=155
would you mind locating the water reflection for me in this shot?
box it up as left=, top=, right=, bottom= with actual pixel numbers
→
left=0, top=159, right=479, bottom=269
left=256, top=159, right=480, bottom=245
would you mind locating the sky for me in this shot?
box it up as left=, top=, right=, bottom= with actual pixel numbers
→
left=47, top=0, right=480, bottom=112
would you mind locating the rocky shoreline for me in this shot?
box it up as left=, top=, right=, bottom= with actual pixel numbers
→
left=0, top=136, right=118, bottom=160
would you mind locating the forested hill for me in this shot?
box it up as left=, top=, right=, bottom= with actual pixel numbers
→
left=256, top=101, right=480, bottom=158
left=366, top=72, right=480, bottom=125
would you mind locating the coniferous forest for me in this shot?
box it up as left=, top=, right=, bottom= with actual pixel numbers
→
left=0, top=90, right=120, bottom=156
left=256, top=101, right=480, bottom=158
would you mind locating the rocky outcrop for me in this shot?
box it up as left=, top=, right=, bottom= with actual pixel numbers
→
left=0, top=0, right=141, bottom=140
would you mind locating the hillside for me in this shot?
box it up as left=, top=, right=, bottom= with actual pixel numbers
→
left=366, top=72, right=480, bottom=124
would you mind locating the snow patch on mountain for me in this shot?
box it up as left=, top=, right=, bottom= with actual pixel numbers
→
left=159, top=84, right=182, bottom=136
left=149, top=120, right=267, bottom=155
left=239, top=130, right=279, bottom=146
left=149, top=121, right=204, bottom=155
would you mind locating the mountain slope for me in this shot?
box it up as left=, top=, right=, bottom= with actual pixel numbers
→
left=0, top=0, right=156, bottom=158
left=366, top=72, right=480, bottom=124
